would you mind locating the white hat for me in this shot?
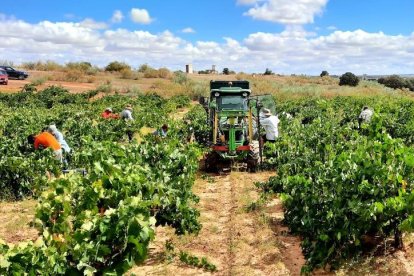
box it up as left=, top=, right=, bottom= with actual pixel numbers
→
left=262, top=108, right=272, bottom=116
left=48, top=124, right=58, bottom=133
left=105, top=107, right=113, bottom=112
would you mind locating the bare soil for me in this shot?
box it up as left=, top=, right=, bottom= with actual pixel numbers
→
left=0, top=200, right=38, bottom=243
left=130, top=171, right=299, bottom=276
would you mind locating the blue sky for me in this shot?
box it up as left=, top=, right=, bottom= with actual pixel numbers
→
left=1, top=0, right=414, bottom=74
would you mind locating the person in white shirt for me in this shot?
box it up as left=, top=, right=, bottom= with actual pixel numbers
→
left=259, top=108, right=280, bottom=143
left=47, top=124, right=71, bottom=153
left=358, top=106, right=373, bottom=127
left=120, top=104, right=134, bottom=121
left=120, top=104, right=134, bottom=141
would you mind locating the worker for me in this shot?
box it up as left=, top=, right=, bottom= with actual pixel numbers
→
left=47, top=124, right=71, bottom=153
left=101, top=108, right=119, bottom=119
left=153, top=124, right=169, bottom=138
left=359, top=106, right=373, bottom=125
left=259, top=108, right=280, bottom=143
left=120, top=104, right=134, bottom=120
left=121, top=104, right=134, bottom=141
left=27, top=131, right=62, bottom=161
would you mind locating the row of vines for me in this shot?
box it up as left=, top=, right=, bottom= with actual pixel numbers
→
left=261, top=96, right=414, bottom=272
left=0, top=87, right=201, bottom=274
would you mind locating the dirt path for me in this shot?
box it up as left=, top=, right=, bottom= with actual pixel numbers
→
left=0, top=200, right=38, bottom=243
left=130, top=171, right=305, bottom=275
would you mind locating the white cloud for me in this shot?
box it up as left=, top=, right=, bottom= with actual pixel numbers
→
left=79, top=18, right=108, bottom=30
left=327, top=26, right=337, bottom=31
left=237, top=0, right=260, bottom=4
left=111, top=10, right=124, bottom=23
left=242, top=0, right=329, bottom=25
left=1, top=16, right=414, bottom=75
left=130, top=8, right=152, bottom=24
left=182, top=27, right=195, bottom=33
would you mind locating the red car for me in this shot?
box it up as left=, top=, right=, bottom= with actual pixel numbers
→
left=0, top=69, right=8, bottom=85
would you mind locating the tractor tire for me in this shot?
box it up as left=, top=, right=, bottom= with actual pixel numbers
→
left=247, top=141, right=260, bottom=172
left=204, top=151, right=220, bottom=173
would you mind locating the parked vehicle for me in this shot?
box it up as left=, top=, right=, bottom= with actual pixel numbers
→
left=0, top=66, right=29, bottom=80
left=0, top=69, right=8, bottom=85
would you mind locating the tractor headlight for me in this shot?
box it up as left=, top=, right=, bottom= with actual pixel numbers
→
left=242, top=92, right=248, bottom=97
left=215, top=92, right=220, bottom=97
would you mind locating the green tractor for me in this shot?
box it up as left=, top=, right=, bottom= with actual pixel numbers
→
left=199, top=80, right=268, bottom=172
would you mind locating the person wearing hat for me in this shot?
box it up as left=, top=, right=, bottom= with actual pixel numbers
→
left=120, top=104, right=134, bottom=141
left=101, top=107, right=119, bottom=119
left=259, top=108, right=280, bottom=143
left=153, top=124, right=169, bottom=138
left=120, top=105, right=134, bottom=121
left=47, top=125, right=71, bottom=154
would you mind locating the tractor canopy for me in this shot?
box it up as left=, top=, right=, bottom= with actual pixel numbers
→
left=210, top=81, right=251, bottom=113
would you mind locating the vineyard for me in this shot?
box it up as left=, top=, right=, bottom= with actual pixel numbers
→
left=2, top=82, right=414, bottom=275
left=0, top=86, right=201, bottom=274
left=261, top=96, right=414, bottom=272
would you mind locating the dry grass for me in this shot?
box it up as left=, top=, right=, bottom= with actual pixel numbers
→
left=0, top=200, right=38, bottom=243
left=3, top=70, right=405, bottom=102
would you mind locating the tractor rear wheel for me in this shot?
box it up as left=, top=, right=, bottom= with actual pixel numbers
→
left=204, top=151, right=221, bottom=173
left=247, top=141, right=259, bottom=172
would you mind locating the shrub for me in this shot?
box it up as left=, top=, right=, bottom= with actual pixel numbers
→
left=339, top=72, right=359, bottom=86
left=173, top=71, right=189, bottom=85
left=105, top=61, right=131, bottom=72
left=264, top=68, right=274, bottom=75
left=66, top=62, right=91, bottom=71
left=119, top=68, right=134, bottom=79
left=138, top=64, right=153, bottom=73
left=158, top=67, right=172, bottom=79
left=320, top=70, right=329, bottom=77
left=223, top=68, right=230, bottom=75
left=378, top=75, right=410, bottom=90
left=143, top=68, right=159, bottom=78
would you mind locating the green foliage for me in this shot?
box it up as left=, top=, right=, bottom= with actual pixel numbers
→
left=0, top=85, right=201, bottom=274
left=339, top=72, right=359, bottom=86
left=183, top=105, right=210, bottom=145
left=173, top=71, right=189, bottom=85
left=105, top=61, right=131, bottom=72
left=262, top=96, right=414, bottom=271
left=163, top=240, right=217, bottom=272
left=223, top=68, right=230, bottom=75
left=378, top=75, right=414, bottom=91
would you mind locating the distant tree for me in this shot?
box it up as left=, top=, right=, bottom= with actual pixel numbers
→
left=378, top=75, right=408, bottom=90
left=198, top=70, right=210, bottom=74
left=320, top=70, right=329, bottom=77
left=339, top=72, right=359, bottom=87
left=407, top=79, right=414, bottom=91
left=264, top=68, right=274, bottom=75
left=223, top=68, right=230, bottom=75
left=105, top=61, right=131, bottom=72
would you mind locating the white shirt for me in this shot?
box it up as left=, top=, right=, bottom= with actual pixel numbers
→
left=359, top=109, right=373, bottom=122
left=260, top=115, right=280, bottom=140
left=121, top=109, right=134, bottom=120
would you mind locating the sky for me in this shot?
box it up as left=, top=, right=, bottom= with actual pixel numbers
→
left=1, top=0, right=414, bottom=75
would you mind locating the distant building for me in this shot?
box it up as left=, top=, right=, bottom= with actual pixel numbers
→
left=211, top=65, right=218, bottom=74
left=185, top=64, right=193, bottom=74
